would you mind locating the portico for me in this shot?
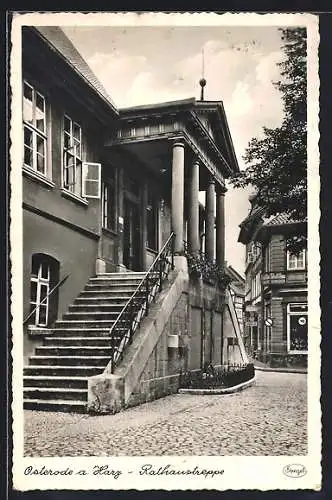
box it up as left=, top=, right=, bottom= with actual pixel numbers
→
left=103, top=97, right=238, bottom=274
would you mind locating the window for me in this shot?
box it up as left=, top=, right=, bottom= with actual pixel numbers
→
left=264, top=243, right=271, bottom=272
left=287, top=303, right=308, bottom=352
left=82, top=162, right=101, bottom=198
left=287, top=249, right=306, bottom=270
left=102, top=170, right=116, bottom=231
left=63, top=115, right=82, bottom=195
left=23, top=81, right=47, bottom=175
left=29, top=254, right=60, bottom=327
left=146, top=187, right=158, bottom=250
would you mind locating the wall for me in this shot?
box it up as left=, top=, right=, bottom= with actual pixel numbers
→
left=23, top=209, right=98, bottom=362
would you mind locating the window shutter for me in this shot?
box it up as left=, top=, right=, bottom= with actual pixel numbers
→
left=82, top=162, right=101, bottom=199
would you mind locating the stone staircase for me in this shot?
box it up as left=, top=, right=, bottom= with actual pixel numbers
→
left=23, top=272, right=147, bottom=412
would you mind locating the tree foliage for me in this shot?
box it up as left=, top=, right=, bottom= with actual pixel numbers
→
left=230, top=28, right=307, bottom=251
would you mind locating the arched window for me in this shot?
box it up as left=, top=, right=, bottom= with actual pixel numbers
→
left=29, top=253, right=60, bottom=327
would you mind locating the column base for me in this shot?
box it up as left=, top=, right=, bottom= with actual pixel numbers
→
left=95, top=258, right=106, bottom=275
left=174, top=255, right=188, bottom=275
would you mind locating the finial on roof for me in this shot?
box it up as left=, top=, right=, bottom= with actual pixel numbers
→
left=199, top=48, right=206, bottom=100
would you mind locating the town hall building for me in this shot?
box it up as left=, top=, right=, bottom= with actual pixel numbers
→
left=21, top=26, right=246, bottom=413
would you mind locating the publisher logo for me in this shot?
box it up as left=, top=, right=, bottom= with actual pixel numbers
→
left=283, top=464, right=307, bottom=478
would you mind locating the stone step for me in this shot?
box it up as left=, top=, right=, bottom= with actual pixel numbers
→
left=43, top=336, right=119, bottom=346
left=36, top=346, right=114, bottom=357
left=55, top=320, right=117, bottom=329
left=29, top=355, right=110, bottom=367
left=93, top=272, right=147, bottom=279
left=49, top=328, right=113, bottom=337
left=69, top=303, right=127, bottom=312
left=79, top=289, right=144, bottom=298
left=23, top=375, right=88, bottom=389
left=24, top=387, right=88, bottom=401
left=84, top=283, right=142, bottom=291
left=74, top=296, right=133, bottom=305
left=24, top=365, right=104, bottom=377
left=62, top=311, right=123, bottom=321
left=24, top=399, right=87, bottom=413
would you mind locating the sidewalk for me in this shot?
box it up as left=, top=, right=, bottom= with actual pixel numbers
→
left=251, top=358, right=307, bottom=374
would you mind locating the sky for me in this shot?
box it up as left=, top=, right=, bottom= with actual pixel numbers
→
left=63, top=25, right=285, bottom=274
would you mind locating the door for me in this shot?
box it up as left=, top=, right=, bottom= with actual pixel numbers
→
left=123, top=197, right=141, bottom=271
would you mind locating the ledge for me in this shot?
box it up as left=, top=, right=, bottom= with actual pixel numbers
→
left=254, top=365, right=307, bottom=374
left=27, top=326, right=53, bottom=337
left=60, top=188, right=88, bottom=206
left=23, top=166, right=55, bottom=188
left=178, top=376, right=256, bottom=395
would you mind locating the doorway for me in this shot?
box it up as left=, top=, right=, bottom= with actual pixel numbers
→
left=123, top=196, right=141, bottom=271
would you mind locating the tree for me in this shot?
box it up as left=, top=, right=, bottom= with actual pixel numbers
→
left=230, top=28, right=307, bottom=252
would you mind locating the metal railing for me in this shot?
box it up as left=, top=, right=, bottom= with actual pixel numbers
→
left=108, top=232, right=175, bottom=373
left=23, top=274, right=70, bottom=325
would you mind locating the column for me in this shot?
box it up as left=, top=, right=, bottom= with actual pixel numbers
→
left=188, top=159, right=200, bottom=254
left=171, top=141, right=185, bottom=254
left=216, top=186, right=226, bottom=268
left=205, top=177, right=215, bottom=260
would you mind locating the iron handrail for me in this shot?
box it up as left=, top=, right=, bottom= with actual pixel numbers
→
left=108, top=232, right=175, bottom=372
left=23, top=274, right=70, bottom=325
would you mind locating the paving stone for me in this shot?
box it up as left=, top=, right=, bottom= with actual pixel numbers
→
left=24, top=371, right=307, bottom=456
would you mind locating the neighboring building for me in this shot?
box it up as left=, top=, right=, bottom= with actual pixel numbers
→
left=238, top=203, right=307, bottom=368
left=226, top=265, right=245, bottom=334
left=20, top=26, right=246, bottom=413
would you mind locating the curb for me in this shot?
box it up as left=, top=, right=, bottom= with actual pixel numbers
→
left=254, top=365, right=307, bottom=374
left=178, top=376, right=256, bottom=395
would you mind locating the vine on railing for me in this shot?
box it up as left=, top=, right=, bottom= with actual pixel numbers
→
left=108, top=232, right=175, bottom=373
left=184, top=242, right=232, bottom=289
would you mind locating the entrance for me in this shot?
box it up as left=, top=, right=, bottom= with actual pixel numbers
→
left=123, top=196, right=141, bottom=271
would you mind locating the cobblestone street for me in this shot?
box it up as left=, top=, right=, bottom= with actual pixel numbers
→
left=24, top=371, right=307, bottom=456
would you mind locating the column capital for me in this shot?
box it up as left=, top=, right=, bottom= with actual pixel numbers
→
left=216, top=184, right=227, bottom=195
left=170, top=138, right=185, bottom=149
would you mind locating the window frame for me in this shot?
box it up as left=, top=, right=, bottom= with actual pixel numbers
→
left=286, top=302, right=308, bottom=353
left=30, top=260, right=51, bottom=327
left=23, top=80, right=48, bottom=177
left=286, top=248, right=306, bottom=271
left=62, top=114, right=83, bottom=196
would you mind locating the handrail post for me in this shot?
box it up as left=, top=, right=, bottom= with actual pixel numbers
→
left=145, top=276, right=149, bottom=315
left=171, top=233, right=175, bottom=269
left=159, top=256, right=163, bottom=292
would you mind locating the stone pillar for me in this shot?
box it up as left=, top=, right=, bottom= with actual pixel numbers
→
left=188, top=159, right=200, bottom=254
left=216, top=186, right=226, bottom=268
left=141, top=180, right=148, bottom=271
left=205, top=178, right=215, bottom=260
left=171, top=141, right=185, bottom=254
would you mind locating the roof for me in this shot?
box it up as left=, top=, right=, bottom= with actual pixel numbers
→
left=34, top=26, right=118, bottom=113
left=263, top=213, right=300, bottom=226
left=119, top=98, right=239, bottom=175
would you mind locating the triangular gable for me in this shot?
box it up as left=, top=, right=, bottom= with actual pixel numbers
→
left=194, top=101, right=239, bottom=173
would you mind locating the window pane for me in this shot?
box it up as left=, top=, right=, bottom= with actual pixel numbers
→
left=30, top=281, right=37, bottom=302
left=24, top=127, right=33, bottom=147
left=64, top=116, right=71, bottom=133
left=36, top=92, right=45, bottom=113
left=36, top=112, right=45, bottom=133
left=41, top=262, right=50, bottom=279
left=84, top=180, right=99, bottom=197
left=86, top=164, right=100, bottom=180
left=37, top=153, right=46, bottom=174
left=36, top=135, right=45, bottom=156
left=74, top=161, right=82, bottom=196
left=73, top=140, right=81, bottom=158
left=289, top=314, right=308, bottom=351
left=24, top=145, right=33, bottom=167
left=38, top=305, right=47, bottom=325
left=73, top=122, right=81, bottom=140
left=23, top=96, right=34, bottom=125
left=64, top=132, right=71, bottom=150
left=24, top=82, right=33, bottom=101
left=40, top=284, right=48, bottom=301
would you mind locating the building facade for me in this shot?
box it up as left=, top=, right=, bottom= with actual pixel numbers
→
left=20, top=26, right=246, bottom=412
left=239, top=206, right=307, bottom=368
left=226, top=265, right=245, bottom=334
